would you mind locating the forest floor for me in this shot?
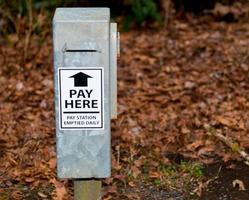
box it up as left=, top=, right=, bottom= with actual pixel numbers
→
left=0, top=4, right=249, bottom=200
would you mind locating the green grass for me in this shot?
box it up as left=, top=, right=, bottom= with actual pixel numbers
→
left=180, top=162, right=203, bottom=178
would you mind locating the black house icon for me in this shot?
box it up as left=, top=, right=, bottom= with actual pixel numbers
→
left=69, top=72, right=92, bottom=87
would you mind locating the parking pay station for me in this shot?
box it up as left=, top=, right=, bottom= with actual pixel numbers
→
left=53, top=8, right=118, bottom=181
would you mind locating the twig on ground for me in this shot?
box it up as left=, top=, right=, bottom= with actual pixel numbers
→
left=116, top=145, right=120, bottom=166
left=204, top=124, right=249, bottom=166
left=160, top=0, right=171, bottom=67
left=195, top=165, right=222, bottom=197
left=23, top=0, right=33, bottom=62
left=163, top=0, right=171, bottom=30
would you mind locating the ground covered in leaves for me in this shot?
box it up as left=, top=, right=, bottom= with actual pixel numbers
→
left=0, top=5, right=249, bottom=200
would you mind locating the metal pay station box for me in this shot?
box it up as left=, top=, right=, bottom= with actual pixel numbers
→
left=53, top=8, right=118, bottom=179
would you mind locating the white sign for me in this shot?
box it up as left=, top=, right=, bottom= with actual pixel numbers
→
left=58, top=68, right=104, bottom=130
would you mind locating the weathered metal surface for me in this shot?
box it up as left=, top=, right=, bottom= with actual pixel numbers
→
left=74, top=180, right=101, bottom=200
left=53, top=8, right=117, bottom=179
left=110, top=22, right=117, bottom=119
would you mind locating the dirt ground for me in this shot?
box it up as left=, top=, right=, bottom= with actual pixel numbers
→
left=201, top=161, right=249, bottom=200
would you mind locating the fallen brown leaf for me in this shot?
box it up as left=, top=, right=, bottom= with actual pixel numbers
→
left=25, top=177, right=35, bottom=183
left=51, top=178, right=68, bottom=200
left=38, top=192, right=48, bottom=198
left=232, top=179, right=246, bottom=191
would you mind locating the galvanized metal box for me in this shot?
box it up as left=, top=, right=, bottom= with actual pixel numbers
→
left=53, top=8, right=118, bottom=179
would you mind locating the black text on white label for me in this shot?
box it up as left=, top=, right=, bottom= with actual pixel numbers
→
left=58, top=68, right=104, bottom=130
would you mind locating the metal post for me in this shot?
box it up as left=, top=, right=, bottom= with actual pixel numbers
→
left=53, top=9, right=118, bottom=200
left=74, top=180, right=102, bottom=200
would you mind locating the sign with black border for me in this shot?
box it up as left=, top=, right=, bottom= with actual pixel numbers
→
left=58, top=68, right=104, bottom=130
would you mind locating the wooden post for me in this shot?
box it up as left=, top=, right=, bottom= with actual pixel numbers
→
left=74, top=180, right=102, bottom=200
